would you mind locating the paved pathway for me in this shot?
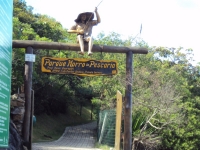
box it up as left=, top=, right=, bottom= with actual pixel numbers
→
left=32, top=121, right=101, bottom=150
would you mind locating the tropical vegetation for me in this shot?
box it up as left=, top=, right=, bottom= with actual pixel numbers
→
left=12, top=0, right=200, bottom=149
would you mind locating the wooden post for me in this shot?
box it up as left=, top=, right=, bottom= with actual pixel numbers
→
left=22, top=46, right=33, bottom=148
left=115, top=91, right=122, bottom=150
left=29, top=89, right=34, bottom=150
left=124, top=51, right=133, bottom=150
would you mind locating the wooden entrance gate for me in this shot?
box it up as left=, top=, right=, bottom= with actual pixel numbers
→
left=12, top=40, right=148, bottom=150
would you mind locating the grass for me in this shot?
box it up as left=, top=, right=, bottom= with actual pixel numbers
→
left=95, top=143, right=114, bottom=150
left=32, top=106, right=94, bottom=142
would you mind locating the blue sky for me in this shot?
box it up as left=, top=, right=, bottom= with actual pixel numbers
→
left=25, top=0, right=200, bottom=65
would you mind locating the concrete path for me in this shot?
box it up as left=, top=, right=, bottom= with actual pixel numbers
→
left=32, top=121, right=101, bottom=150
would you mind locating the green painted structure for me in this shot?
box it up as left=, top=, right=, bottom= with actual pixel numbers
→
left=0, top=0, right=13, bottom=148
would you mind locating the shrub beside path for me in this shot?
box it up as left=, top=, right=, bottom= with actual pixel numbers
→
left=32, top=121, right=101, bottom=150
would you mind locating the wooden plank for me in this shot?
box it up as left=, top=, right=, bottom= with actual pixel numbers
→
left=12, top=40, right=148, bottom=54
left=115, top=91, right=123, bottom=150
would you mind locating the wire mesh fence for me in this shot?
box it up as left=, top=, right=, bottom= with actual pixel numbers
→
left=97, top=109, right=116, bottom=147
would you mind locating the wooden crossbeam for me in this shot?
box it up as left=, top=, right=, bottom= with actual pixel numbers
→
left=12, top=40, right=148, bottom=54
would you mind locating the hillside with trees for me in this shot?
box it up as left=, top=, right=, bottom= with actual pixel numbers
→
left=12, top=0, right=200, bottom=149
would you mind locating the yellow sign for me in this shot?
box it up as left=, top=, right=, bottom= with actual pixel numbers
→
left=41, top=57, right=118, bottom=76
